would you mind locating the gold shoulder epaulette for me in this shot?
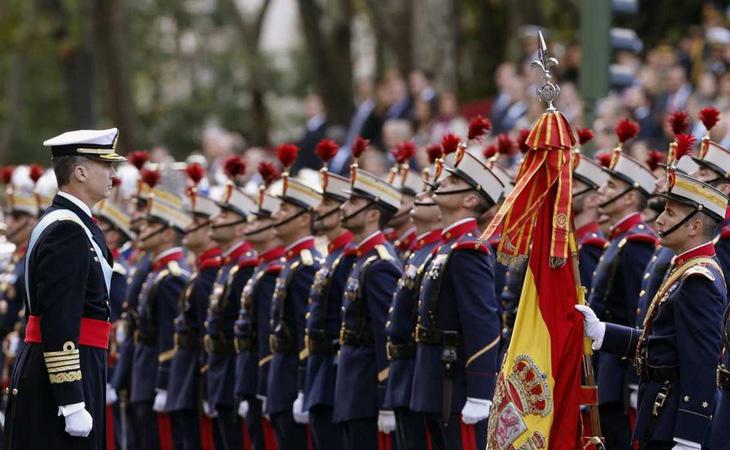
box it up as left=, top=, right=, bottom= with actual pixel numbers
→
left=167, top=260, right=183, bottom=277
left=301, top=249, right=314, bottom=266
left=375, top=245, right=392, bottom=261
left=682, top=264, right=716, bottom=282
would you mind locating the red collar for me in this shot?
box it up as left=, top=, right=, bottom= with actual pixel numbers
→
left=260, top=246, right=285, bottom=263
left=152, top=248, right=185, bottom=271
left=328, top=231, right=353, bottom=254
left=111, top=248, right=121, bottom=261
left=575, top=222, right=600, bottom=242
left=609, top=212, right=642, bottom=240
left=222, top=241, right=252, bottom=265
left=673, top=242, right=716, bottom=267
left=356, top=232, right=386, bottom=257
left=197, top=247, right=222, bottom=270
left=725, top=206, right=730, bottom=220
left=383, top=228, right=398, bottom=242
left=14, top=245, right=27, bottom=256
left=285, top=236, right=316, bottom=260
left=442, top=218, right=478, bottom=242
left=395, top=227, right=417, bottom=252
left=414, top=229, right=442, bottom=250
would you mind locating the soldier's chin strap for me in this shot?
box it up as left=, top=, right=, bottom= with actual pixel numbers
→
left=572, top=186, right=594, bottom=199
left=184, top=219, right=211, bottom=235
left=413, top=200, right=437, bottom=207
left=314, top=205, right=342, bottom=223
left=139, top=223, right=169, bottom=242
left=245, top=220, right=276, bottom=236
left=340, top=199, right=376, bottom=223
left=598, top=186, right=634, bottom=208
left=657, top=206, right=700, bottom=239
left=433, top=187, right=474, bottom=196
left=273, top=209, right=308, bottom=228
left=210, top=217, right=248, bottom=230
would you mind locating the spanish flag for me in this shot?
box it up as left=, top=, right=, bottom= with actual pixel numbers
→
left=483, top=111, right=586, bottom=449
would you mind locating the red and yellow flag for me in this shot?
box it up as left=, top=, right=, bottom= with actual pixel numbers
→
left=484, top=111, right=585, bottom=450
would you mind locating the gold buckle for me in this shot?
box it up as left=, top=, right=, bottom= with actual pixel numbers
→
left=203, top=335, right=213, bottom=353
left=652, top=388, right=668, bottom=416
left=386, top=342, right=393, bottom=360
left=234, top=338, right=240, bottom=353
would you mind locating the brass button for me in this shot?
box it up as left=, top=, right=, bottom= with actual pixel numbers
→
left=644, top=273, right=650, bottom=279
left=11, top=388, right=18, bottom=396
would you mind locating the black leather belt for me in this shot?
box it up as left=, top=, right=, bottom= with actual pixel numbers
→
left=234, top=337, right=256, bottom=353
left=269, top=335, right=296, bottom=355
left=133, top=330, right=156, bottom=346
left=718, top=364, right=730, bottom=390
left=637, top=360, right=678, bottom=383
left=387, top=342, right=416, bottom=359
left=307, top=335, right=339, bottom=355
left=339, top=328, right=374, bottom=347
left=415, top=325, right=462, bottom=346
left=174, top=332, right=200, bottom=350
left=203, top=335, right=236, bottom=355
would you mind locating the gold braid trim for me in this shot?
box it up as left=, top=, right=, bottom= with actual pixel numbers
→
left=49, top=370, right=82, bottom=384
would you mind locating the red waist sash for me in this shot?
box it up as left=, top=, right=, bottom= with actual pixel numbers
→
left=24, top=315, right=111, bottom=350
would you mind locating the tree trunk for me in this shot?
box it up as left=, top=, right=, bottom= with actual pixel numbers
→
left=363, top=0, right=413, bottom=77
left=412, top=0, right=460, bottom=92
left=92, top=0, right=139, bottom=151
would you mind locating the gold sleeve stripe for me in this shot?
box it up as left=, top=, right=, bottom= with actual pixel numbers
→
left=43, top=349, right=79, bottom=357
left=46, top=360, right=81, bottom=368
left=44, top=354, right=81, bottom=363
left=466, top=335, right=501, bottom=367
left=299, top=348, right=309, bottom=361
left=49, top=370, right=82, bottom=384
left=258, top=355, right=273, bottom=367
left=158, top=348, right=176, bottom=363
left=377, top=368, right=389, bottom=383
left=48, top=364, right=81, bottom=373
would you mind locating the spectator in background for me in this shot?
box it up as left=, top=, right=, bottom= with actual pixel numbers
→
left=382, top=119, right=414, bottom=157
left=409, top=69, right=439, bottom=116
left=428, top=92, right=468, bottom=144
left=661, top=65, right=693, bottom=113
left=413, top=99, right=434, bottom=147
left=492, top=76, right=528, bottom=136
left=490, top=63, right=518, bottom=134
left=623, top=85, right=663, bottom=148
left=292, top=93, right=328, bottom=174
left=384, top=69, right=414, bottom=121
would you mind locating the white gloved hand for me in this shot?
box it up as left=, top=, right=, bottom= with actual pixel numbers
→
left=64, top=408, right=93, bottom=437
left=115, top=323, right=127, bottom=345
left=629, top=384, right=638, bottom=410
left=461, top=397, right=492, bottom=424
left=203, top=400, right=218, bottom=418
left=292, top=392, right=309, bottom=424
left=238, top=400, right=249, bottom=419
left=257, top=395, right=268, bottom=419
left=671, top=439, right=702, bottom=450
left=575, top=305, right=606, bottom=349
left=152, top=390, right=167, bottom=413
left=377, top=410, right=396, bottom=434
left=106, top=384, right=118, bottom=406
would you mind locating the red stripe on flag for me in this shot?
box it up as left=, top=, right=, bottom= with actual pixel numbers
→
left=157, top=413, right=174, bottom=450
left=106, top=405, right=115, bottom=450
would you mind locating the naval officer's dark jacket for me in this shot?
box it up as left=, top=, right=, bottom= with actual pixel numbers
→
left=5, top=193, right=112, bottom=450
left=588, top=212, right=656, bottom=405
left=383, top=229, right=440, bottom=410
left=409, top=218, right=501, bottom=414
left=600, top=242, right=725, bottom=445
left=130, top=248, right=190, bottom=405
left=714, top=212, right=730, bottom=283
left=710, top=303, right=730, bottom=448
left=303, top=231, right=355, bottom=411
left=575, top=221, right=607, bottom=293
left=635, top=246, right=674, bottom=326
left=333, top=232, right=402, bottom=422
left=266, top=237, right=321, bottom=415
left=166, top=247, right=220, bottom=412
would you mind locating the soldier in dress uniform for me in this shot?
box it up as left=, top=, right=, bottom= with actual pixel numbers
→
left=713, top=290, right=730, bottom=448
left=4, top=128, right=125, bottom=449
left=409, top=146, right=502, bottom=450
left=590, top=143, right=658, bottom=449
left=578, top=170, right=728, bottom=450
left=130, top=188, right=192, bottom=450
left=165, top=176, right=221, bottom=450
left=302, top=150, right=354, bottom=449
left=235, top=186, right=284, bottom=450
left=383, top=168, right=442, bottom=450
left=333, top=157, right=402, bottom=450
left=388, top=166, right=420, bottom=263
left=205, top=177, right=258, bottom=450
left=266, top=164, right=323, bottom=450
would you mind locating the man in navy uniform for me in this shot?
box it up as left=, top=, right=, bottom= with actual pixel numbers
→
left=235, top=189, right=284, bottom=450
left=4, top=128, right=125, bottom=450
left=333, top=159, right=403, bottom=450
left=590, top=148, right=658, bottom=449
left=302, top=157, right=354, bottom=448
left=389, top=168, right=420, bottom=262
left=267, top=174, right=322, bottom=450
left=713, top=292, right=730, bottom=447
left=205, top=181, right=258, bottom=449
left=384, top=170, right=442, bottom=450
left=130, top=187, right=192, bottom=450
left=165, top=181, right=221, bottom=450
left=409, top=146, right=502, bottom=450
left=578, top=170, right=727, bottom=450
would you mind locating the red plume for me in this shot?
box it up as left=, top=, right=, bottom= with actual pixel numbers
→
left=0, top=166, right=14, bottom=185
left=596, top=152, right=612, bottom=168
left=140, top=168, right=161, bottom=188
left=276, top=144, right=299, bottom=169
left=112, top=177, right=121, bottom=187
left=699, top=107, right=721, bottom=132
left=614, top=118, right=640, bottom=143
left=441, top=133, right=462, bottom=155
left=393, top=141, right=416, bottom=164
left=467, top=116, right=492, bottom=141
left=29, top=164, right=44, bottom=183
left=675, top=134, right=696, bottom=159
left=223, top=155, right=247, bottom=179
left=128, top=151, right=149, bottom=170
left=258, top=161, right=281, bottom=186
left=645, top=150, right=666, bottom=171
left=517, top=129, right=531, bottom=153
left=315, top=139, right=339, bottom=164
left=352, top=137, right=370, bottom=159
left=496, top=133, right=516, bottom=155
left=577, top=128, right=594, bottom=145
left=483, top=144, right=498, bottom=160
left=668, top=111, right=689, bottom=136
left=426, top=144, right=442, bottom=164
left=185, top=163, right=206, bottom=186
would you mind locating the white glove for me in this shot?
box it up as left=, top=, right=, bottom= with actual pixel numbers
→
left=203, top=400, right=218, bottom=418
left=377, top=410, right=396, bottom=434
left=461, top=397, right=492, bottom=424
left=238, top=400, right=249, bottom=419
left=152, top=390, right=168, bottom=413
left=629, top=384, right=638, bottom=410
left=292, top=392, right=309, bottom=424
left=672, top=439, right=701, bottom=450
left=115, top=323, right=127, bottom=345
left=574, top=305, right=606, bottom=349
left=257, top=395, right=268, bottom=419
left=106, top=384, right=118, bottom=406
left=64, top=408, right=93, bottom=437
